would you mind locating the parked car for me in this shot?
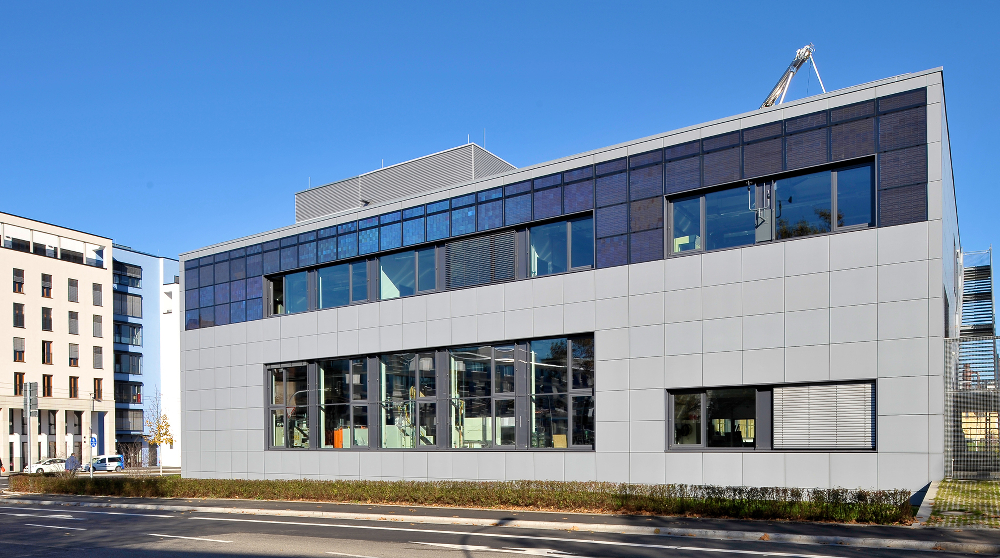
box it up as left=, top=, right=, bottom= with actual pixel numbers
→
left=23, top=458, right=66, bottom=474
left=86, top=454, right=125, bottom=472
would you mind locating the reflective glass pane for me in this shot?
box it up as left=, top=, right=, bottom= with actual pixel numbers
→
left=530, top=394, right=568, bottom=448
left=263, top=250, right=280, bottom=274
left=417, top=247, right=436, bottom=292
left=381, top=354, right=416, bottom=401
left=284, top=271, right=308, bottom=314
left=358, top=228, right=378, bottom=254
left=246, top=253, right=263, bottom=276
left=247, top=276, right=263, bottom=299
left=214, top=261, right=230, bottom=283
left=318, top=264, right=349, bottom=309
left=298, top=242, right=316, bottom=267
left=705, top=186, right=755, bottom=250
left=836, top=165, right=874, bottom=227
left=452, top=206, right=475, bottom=236
left=529, top=221, right=567, bottom=277
left=185, top=289, right=199, bottom=310
left=533, top=186, right=562, bottom=220
left=352, top=359, right=367, bottom=400
left=318, top=237, right=336, bottom=263
left=229, top=300, right=246, bottom=323
left=322, top=405, right=350, bottom=448
left=286, top=366, right=308, bottom=406
left=353, top=406, right=369, bottom=447
left=495, top=399, right=516, bottom=445
left=504, top=194, right=531, bottom=225
left=572, top=395, right=595, bottom=446
left=673, top=393, right=702, bottom=445
left=494, top=345, right=515, bottom=394
left=379, top=251, right=415, bottom=300
left=418, top=402, right=437, bottom=446
left=775, top=170, right=832, bottom=239
left=530, top=338, right=568, bottom=394
left=571, top=337, right=595, bottom=390
left=451, top=397, right=492, bottom=448
left=287, top=406, right=310, bottom=448
left=214, top=304, right=229, bottom=326
left=478, top=199, right=503, bottom=231
left=199, top=286, right=214, bottom=308
left=320, top=359, right=351, bottom=404
left=230, top=279, right=246, bottom=301
left=402, top=218, right=425, bottom=246
left=184, top=268, right=199, bottom=289
left=380, top=223, right=401, bottom=251
left=270, top=409, right=285, bottom=447
left=450, top=346, right=492, bottom=398
left=382, top=400, right=415, bottom=449
left=214, top=282, right=230, bottom=304
left=672, top=196, right=702, bottom=252
left=247, top=298, right=264, bottom=320
left=706, top=388, right=755, bottom=448
left=570, top=217, right=593, bottom=268
left=280, top=246, right=298, bottom=271
left=338, top=233, right=358, bottom=259
left=199, top=307, right=215, bottom=327
left=199, top=265, right=214, bottom=286
left=426, top=212, right=450, bottom=241
left=351, top=262, right=367, bottom=302
left=271, top=369, right=284, bottom=405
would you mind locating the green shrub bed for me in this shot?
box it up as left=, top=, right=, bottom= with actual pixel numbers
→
left=7, top=475, right=913, bottom=524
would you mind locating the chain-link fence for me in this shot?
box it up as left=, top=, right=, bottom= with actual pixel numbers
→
left=945, top=335, right=1000, bottom=479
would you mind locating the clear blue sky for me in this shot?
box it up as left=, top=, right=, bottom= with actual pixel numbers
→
left=1, top=2, right=997, bottom=263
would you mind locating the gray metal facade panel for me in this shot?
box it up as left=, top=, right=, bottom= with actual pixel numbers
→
left=472, top=144, right=516, bottom=179
left=295, top=177, right=360, bottom=223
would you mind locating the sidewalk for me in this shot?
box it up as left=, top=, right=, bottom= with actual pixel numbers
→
left=3, top=492, right=1000, bottom=554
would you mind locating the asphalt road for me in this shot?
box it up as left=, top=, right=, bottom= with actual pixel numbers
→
left=0, top=501, right=984, bottom=558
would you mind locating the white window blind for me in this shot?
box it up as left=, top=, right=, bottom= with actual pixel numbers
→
left=773, top=383, right=874, bottom=450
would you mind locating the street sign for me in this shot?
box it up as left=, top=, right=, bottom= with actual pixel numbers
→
left=24, top=382, right=39, bottom=417
left=90, top=436, right=97, bottom=448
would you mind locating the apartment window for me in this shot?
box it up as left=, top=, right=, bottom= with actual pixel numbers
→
left=42, top=341, right=52, bottom=365
left=93, top=315, right=103, bottom=337
left=68, top=311, right=79, bottom=335
left=112, top=261, right=142, bottom=288
left=69, top=376, right=79, bottom=399
left=42, top=307, right=52, bottom=331
left=319, top=358, right=369, bottom=448
left=41, top=274, right=52, bottom=297
left=529, top=336, right=595, bottom=448
left=13, top=337, right=25, bottom=362
left=14, top=372, right=25, bottom=396
left=92, top=283, right=103, bottom=306
left=114, top=352, right=142, bottom=374
left=529, top=217, right=594, bottom=277
left=113, top=322, right=142, bottom=346
left=94, top=378, right=103, bottom=400
left=69, top=343, right=79, bottom=367
left=113, top=291, right=142, bottom=318
left=379, top=247, right=436, bottom=300
left=116, top=409, right=143, bottom=432
left=381, top=352, right=438, bottom=449
left=114, top=381, right=142, bottom=404
left=268, top=365, right=310, bottom=448
left=68, top=278, right=79, bottom=302
left=61, top=249, right=84, bottom=264
left=42, top=374, right=52, bottom=397
left=93, top=346, right=103, bottom=369
left=13, top=303, right=24, bottom=328
left=13, top=269, right=24, bottom=293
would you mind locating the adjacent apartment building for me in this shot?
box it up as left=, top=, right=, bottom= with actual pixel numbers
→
left=111, top=245, right=180, bottom=467
left=179, top=68, right=958, bottom=491
left=0, top=213, right=115, bottom=472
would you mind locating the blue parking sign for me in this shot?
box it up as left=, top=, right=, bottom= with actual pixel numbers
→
left=90, top=436, right=97, bottom=448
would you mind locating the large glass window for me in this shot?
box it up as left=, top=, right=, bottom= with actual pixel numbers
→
left=775, top=171, right=832, bottom=239
left=529, top=336, right=594, bottom=448
left=529, top=217, right=593, bottom=277
left=319, top=358, right=368, bottom=448
left=318, top=262, right=367, bottom=309
left=379, top=248, right=435, bottom=300
left=669, top=388, right=756, bottom=449
left=268, top=365, right=310, bottom=449
left=271, top=271, right=308, bottom=315
left=705, top=186, right=755, bottom=250
left=671, top=196, right=701, bottom=253
left=380, top=352, right=436, bottom=449
left=449, top=346, right=493, bottom=448
left=835, top=165, right=874, bottom=228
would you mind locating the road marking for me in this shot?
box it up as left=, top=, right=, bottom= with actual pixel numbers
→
left=193, top=517, right=840, bottom=558
left=0, top=512, right=82, bottom=520
left=0, top=506, right=172, bottom=518
left=415, top=542, right=578, bottom=556
left=149, top=533, right=233, bottom=543
left=326, top=552, right=381, bottom=558
left=24, top=523, right=86, bottom=531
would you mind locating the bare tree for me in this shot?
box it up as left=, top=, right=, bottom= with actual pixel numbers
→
left=143, top=386, right=174, bottom=476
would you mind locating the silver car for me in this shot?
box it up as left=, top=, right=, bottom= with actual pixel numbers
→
left=23, top=458, right=66, bottom=474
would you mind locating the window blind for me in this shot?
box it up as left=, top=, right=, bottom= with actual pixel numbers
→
left=773, top=383, right=874, bottom=450
left=445, top=229, right=515, bottom=289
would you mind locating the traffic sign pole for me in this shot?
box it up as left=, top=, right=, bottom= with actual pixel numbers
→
left=23, top=382, right=38, bottom=474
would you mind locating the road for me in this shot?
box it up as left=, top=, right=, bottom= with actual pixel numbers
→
left=0, top=501, right=983, bottom=558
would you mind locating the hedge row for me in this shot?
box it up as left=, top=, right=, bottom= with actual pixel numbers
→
left=8, top=475, right=914, bottom=524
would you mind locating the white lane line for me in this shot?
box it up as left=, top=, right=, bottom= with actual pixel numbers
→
left=149, top=533, right=232, bottom=543
left=193, top=517, right=839, bottom=558
left=326, top=552, right=381, bottom=558
left=24, top=523, right=86, bottom=531
left=0, top=512, right=83, bottom=520
left=0, top=505, right=172, bottom=518
left=414, top=542, right=579, bottom=556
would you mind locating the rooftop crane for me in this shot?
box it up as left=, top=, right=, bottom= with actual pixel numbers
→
left=760, top=43, right=826, bottom=109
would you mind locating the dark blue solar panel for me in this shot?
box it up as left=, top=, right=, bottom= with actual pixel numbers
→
left=184, top=259, right=198, bottom=270
left=230, top=257, right=246, bottom=280
left=230, top=301, right=246, bottom=324
left=596, top=204, right=628, bottom=238
left=299, top=231, right=316, bottom=243
left=504, top=194, right=531, bottom=225
left=380, top=223, right=402, bottom=250
left=630, top=229, right=663, bottom=263
left=533, top=186, right=562, bottom=220
left=318, top=238, right=336, bottom=263
left=402, top=206, right=424, bottom=219
left=629, top=150, right=662, bottom=168
left=596, top=235, right=628, bottom=268
left=215, top=305, right=230, bottom=326
left=427, top=212, right=450, bottom=240
left=199, top=265, right=214, bottom=287
left=403, top=218, right=425, bottom=245
left=185, top=310, right=199, bottom=330
left=427, top=199, right=449, bottom=214
left=664, top=157, right=701, bottom=195
left=184, top=289, right=198, bottom=311
left=263, top=240, right=280, bottom=252
left=380, top=211, right=401, bottom=224
left=246, top=298, right=264, bottom=321
left=478, top=187, right=503, bottom=202
left=452, top=206, right=476, bottom=235
left=280, top=236, right=297, bottom=248
left=358, top=228, right=378, bottom=254
left=214, top=282, right=231, bottom=304
left=230, top=247, right=246, bottom=259
left=230, top=279, right=246, bottom=301
left=478, top=199, right=503, bottom=230
left=564, top=180, right=594, bottom=213
left=596, top=158, right=626, bottom=176
left=246, top=243, right=263, bottom=255
left=318, top=226, right=336, bottom=239
left=247, top=276, right=263, bottom=299
left=184, top=268, right=199, bottom=290
left=452, top=193, right=475, bottom=208
left=359, top=217, right=379, bottom=229
left=213, top=251, right=229, bottom=262
left=262, top=250, right=280, bottom=275
left=199, top=286, right=215, bottom=308
left=629, top=164, right=663, bottom=200
left=505, top=181, right=531, bottom=196
left=338, top=222, right=357, bottom=235
left=630, top=197, right=663, bottom=232
left=596, top=172, right=627, bottom=207
left=702, top=131, right=740, bottom=152
left=214, top=261, right=230, bottom=284
left=534, top=173, right=561, bottom=189
left=200, top=256, right=213, bottom=267
left=280, top=246, right=298, bottom=270
left=564, top=166, right=593, bottom=183
left=246, top=253, right=263, bottom=276
left=199, top=307, right=215, bottom=328
left=298, top=242, right=317, bottom=267
left=338, top=233, right=358, bottom=259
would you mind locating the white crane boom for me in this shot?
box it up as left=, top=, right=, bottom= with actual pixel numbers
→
left=760, top=43, right=826, bottom=109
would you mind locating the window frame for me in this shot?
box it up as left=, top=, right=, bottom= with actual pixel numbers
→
left=41, top=274, right=52, bottom=298
left=13, top=268, right=24, bottom=293
left=666, top=386, right=772, bottom=452
left=42, top=340, right=53, bottom=365
left=527, top=215, right=595, bottom=278
left=267, top=257, right=374, bottom=317
left=13, top=303, right=25, bottom=328
left=377, top=246, right=440, bottom=301
left=266, top=363, right=313, bottom=450
left=317, top=357, right=372, bottom=450
left=69, top=376, right=79, bottom=399
left=13, top=337, right=25, bottom=362
left=14, top=372, right=25, bottom=396
left=42, top=374, right=52, bottom=397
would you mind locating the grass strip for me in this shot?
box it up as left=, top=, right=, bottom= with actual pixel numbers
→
left=8, top=475, right=913, bottom=524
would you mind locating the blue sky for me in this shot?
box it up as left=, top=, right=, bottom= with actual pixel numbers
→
left=1, top=2, right=997, bottom=263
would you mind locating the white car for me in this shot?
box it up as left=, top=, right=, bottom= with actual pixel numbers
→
left=23, top=458, right=66, bottom=474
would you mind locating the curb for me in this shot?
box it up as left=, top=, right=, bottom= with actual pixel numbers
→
left=3, top=496, right=998, bottom=554
left=914, top=480, right=940, bottom=526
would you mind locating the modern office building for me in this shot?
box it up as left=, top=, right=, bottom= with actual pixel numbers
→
left=0, top=213, right=115, bottom=472
left=180, top=68, right=958, bottom=491
left=111, top=245, right=180, bottom=466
